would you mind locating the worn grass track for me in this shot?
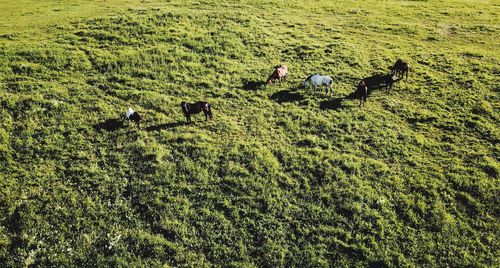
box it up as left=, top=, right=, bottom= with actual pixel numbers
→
left=0, top=0, right=499, bottom=266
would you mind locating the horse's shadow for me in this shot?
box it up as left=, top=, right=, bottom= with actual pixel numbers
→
left=270, top=87, right=305, bottom=104
left=319, top=90, right=361, bottom=110
left=146, top=121, right=185, bottom=131
left=319, top=98, right=344, bottom=110
left=367, top=84, right=392, bottom=92
left=319, top=76, right=405, bottom=110
left=367, top=75, right=403, bottom=92
left=94, top=118, right=125, bottom=132
left=242, top=79, right=266, bottom=91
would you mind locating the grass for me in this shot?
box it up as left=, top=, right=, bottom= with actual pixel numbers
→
left=0, top=0, right=499, bottom=266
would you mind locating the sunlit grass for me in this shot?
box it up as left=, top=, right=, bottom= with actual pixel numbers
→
left=0, top=0, right=498, bottom=266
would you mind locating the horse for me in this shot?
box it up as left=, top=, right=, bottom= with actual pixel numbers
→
left=353, top=74, right=399, bottom=107
left=303, top=74, right=334, bottom=96
left=356, top=80, right=368, bottom=107
left=266, top=65, right=288, bottom=84
left=390, top=59, right=409, bottom=81
left=126, top=108, right=142, bottom=128
left=361, top=73, right=398, bottom=93
left=180, top=101, right=213, bottom=123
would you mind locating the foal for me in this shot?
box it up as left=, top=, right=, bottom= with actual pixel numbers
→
left=181, top=101, right=213, bottom=123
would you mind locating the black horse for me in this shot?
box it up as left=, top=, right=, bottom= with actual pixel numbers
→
left=356, top=80, right=368, bottom=107
left=355, top=74, right=399, bottom=106
left=126, top=108, right=142, bottom=128
left=391, top=59, right=409, bottom=81
left=361, top=74, right=398, bottom=92
left=181, top=101, right=213, bottom=123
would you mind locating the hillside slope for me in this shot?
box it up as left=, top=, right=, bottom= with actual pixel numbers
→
left=0, top=0, right=499, bottom=266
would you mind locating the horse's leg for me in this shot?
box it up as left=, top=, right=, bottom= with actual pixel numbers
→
left=204, top=110, right=209, bottom=121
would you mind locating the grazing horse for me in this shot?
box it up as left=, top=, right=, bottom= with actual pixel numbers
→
left=361, top=74, right=398, bottom=92
left=356, top=80, right=368, bottom=107
left=391, top=59, right=409, bottom=81
left=267, top=65, right=288, bottom=84
left=181, top=101, right=213, bottom=123
left=303, top=74, right=334, bottom=96
left=126, top=108, right=142, bottom=128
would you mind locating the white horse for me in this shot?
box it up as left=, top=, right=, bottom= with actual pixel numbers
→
left=303, top=74, right=334, bottom=95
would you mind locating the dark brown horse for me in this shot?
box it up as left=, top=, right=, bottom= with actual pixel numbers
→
left=391, top=59, right=409, bottom=81
left=181, top=101, right=213, bottom=123
left=362, top=74, right=398, bottom=92
left=355, top=73, right=398, bottom=106
left=356, top=80, right=368, bottom=107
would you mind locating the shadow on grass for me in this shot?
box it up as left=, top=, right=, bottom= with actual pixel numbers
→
left=320, top=98, right=344, bottom=110
left=242, top=79, right=266, bottom=91
left=270, top=88, right=304, bottom=104
left=94, top=118, right=124, bottom=131
left=328, top=77, right=404, bottom=109
left=146, top=121, right=185, bottom=131
left=344, top=91, right=358, bottom=100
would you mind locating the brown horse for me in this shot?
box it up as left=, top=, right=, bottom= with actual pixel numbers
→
left=391, top=59, right=409, bottom=81
left=266, top=65, right=288, bottom=84
left=181, top=101, right=213, bottom=123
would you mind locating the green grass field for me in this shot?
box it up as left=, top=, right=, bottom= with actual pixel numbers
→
left=0, top=0, right=499, bottom=266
